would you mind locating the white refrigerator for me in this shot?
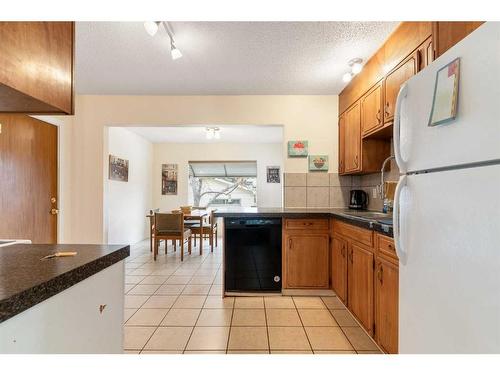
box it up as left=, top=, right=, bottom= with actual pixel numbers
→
left=393, top=22, right=500, bottom=353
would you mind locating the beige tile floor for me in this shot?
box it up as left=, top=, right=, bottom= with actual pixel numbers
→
left=123, top=238, right=382, bottom=355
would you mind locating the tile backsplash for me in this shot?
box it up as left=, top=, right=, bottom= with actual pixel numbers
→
left=284, top=173, right=352, bottom=208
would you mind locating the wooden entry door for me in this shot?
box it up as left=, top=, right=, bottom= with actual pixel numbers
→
left=0, top=114, right=58, bottom=243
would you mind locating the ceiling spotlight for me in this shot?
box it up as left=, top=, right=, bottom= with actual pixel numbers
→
left=171, top=42, right=183, bottom=60
left=349, top=58, right=363, bottom=74
left=342, top=72, right=353, bottom=83
left=144, top=21, right=160, bottom=36
left=206, top=127, right=220, bottom=140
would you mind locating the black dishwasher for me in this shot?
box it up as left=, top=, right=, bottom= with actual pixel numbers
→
left=224, top=217, right=282, bottom=293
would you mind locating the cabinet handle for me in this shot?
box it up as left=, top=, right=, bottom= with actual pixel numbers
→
left=385, top=102, right=390, bottom=117
left=99, top=304, right=107, bottom=314
left=377, top=264, right=384, bottom=284
left=376, top=109, right=381, bottom=123
left=289, top=238, right=292, bottom=249
left=354, top=155, right=358, bottom=167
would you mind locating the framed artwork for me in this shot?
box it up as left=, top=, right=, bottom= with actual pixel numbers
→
left=429, top=58, right=460, bottom=127
left=162, top=164, right=178, bottom=195
left=287, top=140, right=308, bottom=157
left=308, top=155, right=329, bottom=171
left=266, top=166, right=281, bottom=183
left=108, top=155, right=129, bottom=182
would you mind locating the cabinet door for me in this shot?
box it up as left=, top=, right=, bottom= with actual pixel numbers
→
left=338, top=114, right=346, bottom=174
left=285, top=233, right=329, bottom=288
left=344, top=101, right=361, bottom=173
left=383, top=51, right=418, bottom=124
left=361, top=82, right=383, bottom=136
left=331, top=236, right=348, bottom=303
left=348, top=242, right=374, bottom=334
left=0, top=22, right=74, bottom=114
left=375, top=256, right=399, bottom=354
left=433, top=22, right=484, bottom=58
left=417, top=36, right=433, bottom=71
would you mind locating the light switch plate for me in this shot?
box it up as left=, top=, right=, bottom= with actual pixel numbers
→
left=372, top=187, right=378, bottom=199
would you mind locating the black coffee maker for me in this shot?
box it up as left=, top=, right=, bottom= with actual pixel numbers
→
left=349, top=190, right=368, bottom=210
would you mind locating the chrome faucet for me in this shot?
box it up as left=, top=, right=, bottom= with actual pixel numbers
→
left=380, top=155, right=395, bottom=199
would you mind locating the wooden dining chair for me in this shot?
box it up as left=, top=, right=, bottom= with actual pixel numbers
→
left=149, top=208, right=160, bottom=253
left=190, top=209, right=218, bottom=253
left=153, top=212, right=192, bottom=261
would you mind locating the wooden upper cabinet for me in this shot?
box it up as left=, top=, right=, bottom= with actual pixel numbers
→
left=383, top=50, right=418, bottom=124
left=284, top=232, right=330, bottom=289
left=432, top=22, right=484, bottom=58
left=338, top=114, right=346, bottom=174
left=361, top=81, right=383, bottom=136
left=0, top=22, right=74, bottom=114
left=331, top=235, right=348, bottom=303
left=417, top=36, right=434, bottom=71
left=344, top=101, right=361, bottom=173
left=375, top=255, right=399, bottom=354
left=347, top=242, right=375, bottom=335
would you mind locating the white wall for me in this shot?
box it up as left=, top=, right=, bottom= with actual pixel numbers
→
left=106, top=127, right=153, bottom=244
left=153, top=142, right=283, bottom=212
left=62, top=95, right=338, bottom=243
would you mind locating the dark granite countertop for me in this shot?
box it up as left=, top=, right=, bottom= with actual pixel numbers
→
left=0, top=244, right=129, bottom=323
left=214, top=207, right=393, bottom=237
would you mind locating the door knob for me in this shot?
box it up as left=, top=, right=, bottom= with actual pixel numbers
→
left=50, top=208, right=59, bottom=215
left=50, top=197, right=57, bottom=204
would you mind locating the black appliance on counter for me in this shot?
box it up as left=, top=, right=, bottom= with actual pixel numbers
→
left=224, top=217, right=282, bottom=293
left=349, top=189, right=368, bottom=210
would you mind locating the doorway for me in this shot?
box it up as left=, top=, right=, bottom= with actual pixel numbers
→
left=0, top=115, right=58, bottom=243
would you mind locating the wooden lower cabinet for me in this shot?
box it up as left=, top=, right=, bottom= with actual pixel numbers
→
left=331, top=236, right=348, bottom=303
left=348, top=242, right=375, bottom=335
left=375, top=254, right=399, bottom=354
left=331, top=221, right=399, bottom=353
left=283, top=219, right=330, bottom=289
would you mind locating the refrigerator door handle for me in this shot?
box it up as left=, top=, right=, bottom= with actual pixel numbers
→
left=393, top=174, right=407, bottom=265
left=393, top=82, right=408, bottom=174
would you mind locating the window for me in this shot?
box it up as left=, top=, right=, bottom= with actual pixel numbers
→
left=188, top=161, right=257, bottom=208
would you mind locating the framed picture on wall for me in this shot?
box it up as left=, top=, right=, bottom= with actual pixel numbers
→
left=109, top=155, right=129, bottom=182
left=287, top=140, right=308, bottom=157
left=162, top=164, right=178, bottom=195
left=266, top=166, right=280, bottom=183
left=308, top=155, right=329, bottom=171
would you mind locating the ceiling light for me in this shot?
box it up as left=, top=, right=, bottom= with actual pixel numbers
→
left=171, top=43, right=183, bottom=60
left=144, top=21, right=160, bottom=36
left=206, top=127, right=220, bottom=140
left=342, top=72, right=353, bottom=83
left=206, top=128, right=214, bottom=139
left=348, top=58, right=363, bottom=75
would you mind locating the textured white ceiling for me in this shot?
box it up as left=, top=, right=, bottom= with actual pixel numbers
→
left=75, top=21, right=398, bottom=95
left=123, top=125, right=283, bottom=144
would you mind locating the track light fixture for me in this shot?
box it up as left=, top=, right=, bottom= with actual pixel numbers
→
left=144, top=21, right=160, bottom=36
left=143, top=21, right=183, bottom=61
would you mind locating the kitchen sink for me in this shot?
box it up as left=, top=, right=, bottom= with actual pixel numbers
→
left=339, top=210, right=392, bottom=223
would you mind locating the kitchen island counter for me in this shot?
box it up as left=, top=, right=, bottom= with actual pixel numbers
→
left=0, top=243, right=129, bottom=353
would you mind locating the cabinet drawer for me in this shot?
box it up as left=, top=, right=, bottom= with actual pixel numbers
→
left=284, top=218, right=329, bottom=231
left=332, top=220, right=373, bottom=247
left=377, top=233, right=397, bottom=261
